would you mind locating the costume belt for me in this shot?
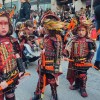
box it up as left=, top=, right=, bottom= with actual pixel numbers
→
left=0, top=73, right=19, bottom=91
left=74, top=63, right=91, bottom=67
left=0, top=68, right=18, bottom=82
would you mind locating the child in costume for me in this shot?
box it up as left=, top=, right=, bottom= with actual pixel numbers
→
left=64, top=24, right=96, bottom=97
left=31, top=12, right=64, bottom=100
left=0, top=10, right=25, bottom=100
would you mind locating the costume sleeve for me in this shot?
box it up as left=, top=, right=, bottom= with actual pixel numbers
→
left=12, top=38, right=25, bottom=72
left=16, top=58, right=25, bottom=72
left=13, top=40, right=21, bottom=54
left=86, top=41, right=96, bottom=62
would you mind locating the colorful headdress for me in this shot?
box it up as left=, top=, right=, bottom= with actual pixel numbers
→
left=43, top=19, right=65, bottom=31
left=0, top=5, right=16, bottom=19
left=41, top=10, right=65, bottom=31
left=41, top=10, right=60, bottom=24
left=79, top=15, right=92, bottom=26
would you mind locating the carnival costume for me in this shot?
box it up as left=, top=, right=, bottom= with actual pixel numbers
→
left=0, top=10, right=25, bottom=100
left=65, top=25, right=96, bottom=97
left=31, top=11, right=64, bottom=100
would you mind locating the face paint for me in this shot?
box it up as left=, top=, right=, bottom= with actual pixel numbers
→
left=0, top=21, right=9, bottom=26
left=0, top=17, right=9, bottom=36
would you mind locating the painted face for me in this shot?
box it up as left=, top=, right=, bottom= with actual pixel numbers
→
left=0, top=17, right=9, bottom=36
left=79, top=15, right=87, bottom=23
left=77, top=27, right=87, bottom=37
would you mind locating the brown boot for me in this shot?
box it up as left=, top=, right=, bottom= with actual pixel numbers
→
left=5, top=94, right=15, bottom=100
left=79, top=74, right=88, bottom=97
left=31, top=94, right=41, bottom=100
left=80, top=88, right=88, bottom=97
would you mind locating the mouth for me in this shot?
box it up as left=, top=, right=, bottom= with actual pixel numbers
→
left=2, top=31, right=7, bottom=33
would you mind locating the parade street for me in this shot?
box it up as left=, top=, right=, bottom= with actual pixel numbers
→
left=15, top=42, right=100, bottom=100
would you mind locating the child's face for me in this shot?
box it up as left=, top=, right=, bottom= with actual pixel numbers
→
left=27, top=26, right=34, bottom=34
left=77, top=27, right=86, bottom=37
left=0, top=17, right=9, bottom=36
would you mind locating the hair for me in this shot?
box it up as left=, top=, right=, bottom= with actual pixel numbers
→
left=25, top=0, right=30, bottom=2
left=0, top=12, right=13, bottom=36
left=25, top=20, right=34, bottom=28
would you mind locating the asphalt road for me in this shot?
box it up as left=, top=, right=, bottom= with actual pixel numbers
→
left=15, top=41, right=100, bottom=100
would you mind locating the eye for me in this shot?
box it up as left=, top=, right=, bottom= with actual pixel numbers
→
left=0, top=22, right=2, bottom=25
left=0, top=22, right=9, bottom=25
left=4, top=22, right=9, bottom=25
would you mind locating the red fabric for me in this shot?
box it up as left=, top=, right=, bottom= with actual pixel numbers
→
left=67, top=62, right=75, bottom=85
left=79, top=74, right=86, bottom=78
left=90, top=28, right=97, bottom=40
left=0, top=94, right=4, bottom=100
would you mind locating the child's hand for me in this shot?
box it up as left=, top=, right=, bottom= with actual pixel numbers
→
left=19, top=72, right=24, bottom=78
left=0, top=81, right=8, bottom=89
left=63, top=57, right=69, bottom=61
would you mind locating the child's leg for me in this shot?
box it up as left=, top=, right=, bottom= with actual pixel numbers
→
left=32, top=73, right=46, bottom=100
left=78, top=68, right=88, bottom=97
left=70, top=70, right=80, bottom=90
left=48, top=74, right=58, bottom=100
left=70, top=78, right=80, bottom=90
left=5, top=87, right=15, bottom=100
left=5, top=93, right=15, bottom=100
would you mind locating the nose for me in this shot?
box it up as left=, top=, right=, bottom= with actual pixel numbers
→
left=2, top=24, right=5, bottom=29
left=80, top=30, right=83, bottom=33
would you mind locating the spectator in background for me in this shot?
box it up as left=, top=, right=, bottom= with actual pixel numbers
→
left=93, top=0, right=100, bottom=70
left=19, top=0, right=31, bottom=22
left=93, top=0, right=100, bottom=31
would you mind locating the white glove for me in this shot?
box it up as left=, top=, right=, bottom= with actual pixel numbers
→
left=0, top=81, right=8, bottom=89
left=19, top=72, right=24, bottom=78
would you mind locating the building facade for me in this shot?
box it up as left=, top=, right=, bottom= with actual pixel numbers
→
left=30, top=0, right=51, bottom=11
left=3, top=0, right=92, bottom=13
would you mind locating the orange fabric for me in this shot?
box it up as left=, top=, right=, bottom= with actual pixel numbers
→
left=41, top=74, right=46, bottom=93
left=44, top=66, right=54, bottom=71
left=0, top=4, right=2, bottom=8
left=45, top=60, right=53, bottom=63
left=9, top=9, right=14, bottom=18
left=33, top=20, right=37, bottom=26
left=74, top=62, right=97, bottom=69
left=67, top=19, right=76, bottom=30
left=56, top=34, right=62, bottom=41
left=97, top=29, right=100, bottom=35
left=0, top=74, right=19, bottom=91
left=41, top=52, right=46, bottom=67
left=64, top=32, right=69, bottom=42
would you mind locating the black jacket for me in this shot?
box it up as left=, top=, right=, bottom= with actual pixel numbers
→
left=93, top=0, right=100, bottom=8
left=94, top=5, right=100, bottom=20
left=19, top=2, right=31, bottom=21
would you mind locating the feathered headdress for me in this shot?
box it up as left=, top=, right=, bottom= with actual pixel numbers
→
left=0, top=5, right=16, bottom=19
left=79, top=15, right=92, bottom=26
left=41, top=10, right=65, bottom=31
left=43, top=19, right=65, bottom=31
left=41, top=10, right=60, bottom=24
